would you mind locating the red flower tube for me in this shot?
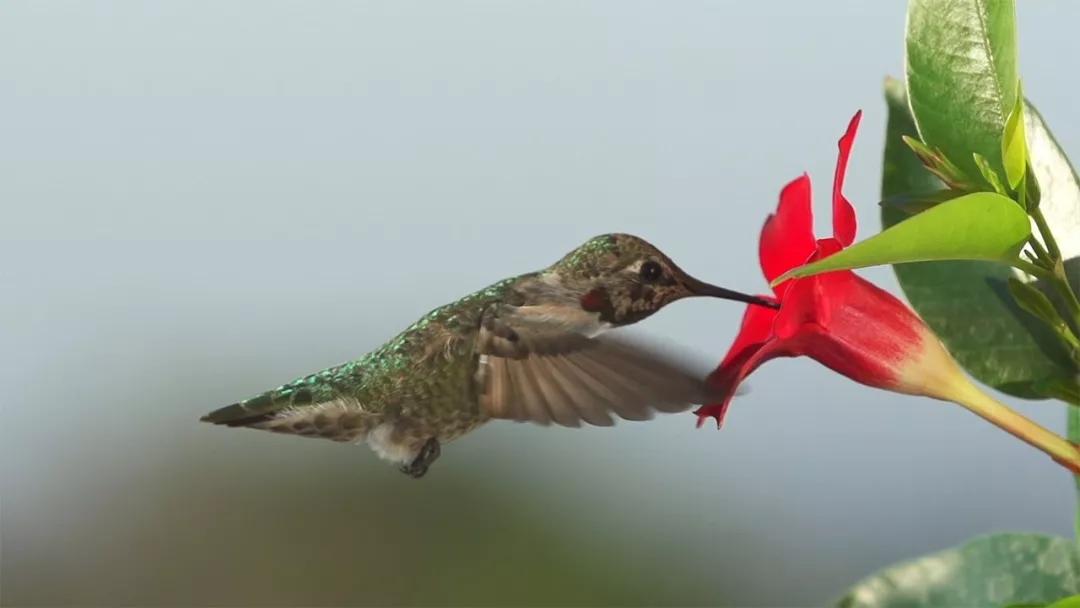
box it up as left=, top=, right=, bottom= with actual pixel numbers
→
left=699, top=112, right=1080, bottom=473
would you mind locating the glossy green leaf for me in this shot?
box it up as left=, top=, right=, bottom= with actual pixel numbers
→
left=906, top=0, right=1018, bottom=185
left=882, top=77, right=943, bottom=195
left=1003, top=81, right=1029, bottom=190
left=773, top=192, right=1028, bottom=285
left=881, top=78, right=1074, bottom=398
left=836, top=533, right=1080, bottom=608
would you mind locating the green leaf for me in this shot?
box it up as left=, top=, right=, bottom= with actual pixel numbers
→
left=903, top=135, right=974, bottom=189
left=836, top=533, right=1080, bottom=608
left=906, top=0, right=1018, bottom=186
left=1007, top=277, right=1080, bottom=351
left=1023, top=105, right=1080, bottom=425
left=773, top=192, right=1029, bottom=285
left=1026, top=162, right=1043, bottom=209
left=881, top=79, right=1074, bottom=399
left=1025, top=102, right=1080, bottom=278
left=1003, top=81, right=1029, bottom=190
left=975, top=152, right=1009, bottom=195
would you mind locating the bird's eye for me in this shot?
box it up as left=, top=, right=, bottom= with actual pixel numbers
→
left=639, top=260, right=663, bottom=283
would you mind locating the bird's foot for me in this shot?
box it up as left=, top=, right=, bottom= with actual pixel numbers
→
left=399, top=438, right=440, bottom=479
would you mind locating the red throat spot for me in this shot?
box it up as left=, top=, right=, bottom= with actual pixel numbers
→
left=580, top=288, right=609, bottom=312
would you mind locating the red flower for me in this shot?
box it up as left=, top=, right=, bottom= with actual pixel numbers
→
left=697, top=111, right=979, bottom=427
left=694, top=111, right=1080, bottom=474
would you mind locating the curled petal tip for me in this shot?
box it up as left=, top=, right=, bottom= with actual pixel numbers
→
left=832, top=110, right=861, bottom=246
left=695, top=406, right=728, bottom=430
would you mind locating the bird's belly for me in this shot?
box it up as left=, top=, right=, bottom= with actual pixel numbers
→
left=363, top=406, right=486, bottom=465
left=396, top=405, right=488, bottom=443
left=365, top=422, right=421, bottom=464
left=433, top=410, right=488, bottom=442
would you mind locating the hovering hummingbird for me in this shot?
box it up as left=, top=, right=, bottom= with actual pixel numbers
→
left=201, top=234, right=775, bottom=478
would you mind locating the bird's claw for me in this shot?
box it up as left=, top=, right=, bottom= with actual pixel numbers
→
left=399, top=438, right=440, bottom=479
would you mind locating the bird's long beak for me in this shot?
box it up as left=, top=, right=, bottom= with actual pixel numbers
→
left=681, top=274, right=779, bottom=309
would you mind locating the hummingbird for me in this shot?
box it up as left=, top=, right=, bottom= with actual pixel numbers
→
left=201, top=234, right=775, bottom=478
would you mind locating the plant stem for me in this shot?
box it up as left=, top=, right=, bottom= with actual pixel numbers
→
left=1031, top=207, right=1063, bottom=261
left=1012, top=259, right=1080, bottom=344
left=1012, top=258, right=1057, bottom=282
left=1051, top=271, right=1080, bottom=332
left=947, top=378, right=1080, bottom=474
left=1028, top=236, right=1051, bottom=263
left=1049, top=323, right=1080, bottom=354
left=1025, top=205, right=1080, bottom=334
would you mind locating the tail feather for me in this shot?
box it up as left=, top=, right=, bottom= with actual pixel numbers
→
left=202, top=363, right=357, bottom=429
left=199, top=401, right=277, bottom=427
left=201, top=385, right=314, bottom=428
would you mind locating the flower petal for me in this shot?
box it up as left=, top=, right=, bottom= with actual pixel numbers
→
left=760, top=174, right=817, bottom=298
left=697, top=299, right=780, bottom=427
left=832, top=111, right=861, bottom=246
left=713, top=295, right=780, bottom=372
left=772, top=267, right=925, bottom=391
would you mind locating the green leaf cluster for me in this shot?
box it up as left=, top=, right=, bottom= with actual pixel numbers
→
left=837, top=534, right=1079, bottom=608
left=824, top=0, right=1080, bottom=603
left=778, top=0, right=1079, bottom=399
left=880, top=83, right=1076, bottom=400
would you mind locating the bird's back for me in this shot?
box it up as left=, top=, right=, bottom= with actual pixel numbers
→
left=201, top=277, right=521, bottom=442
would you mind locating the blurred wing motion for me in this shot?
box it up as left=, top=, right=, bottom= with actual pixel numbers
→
left=476, top=304, right=713, bottom=428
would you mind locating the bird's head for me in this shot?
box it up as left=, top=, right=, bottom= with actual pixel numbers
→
left=546, top=233, right=776, bottom=327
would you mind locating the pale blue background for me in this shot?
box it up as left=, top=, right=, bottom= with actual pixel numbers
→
left=3, top=2, right=1078, bottom=605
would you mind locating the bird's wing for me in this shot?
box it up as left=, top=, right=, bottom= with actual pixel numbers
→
left=476, top=304, right=712, bottom=427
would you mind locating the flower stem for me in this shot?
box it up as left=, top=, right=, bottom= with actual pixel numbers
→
left=948, top=378, right=1080, bottom=474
